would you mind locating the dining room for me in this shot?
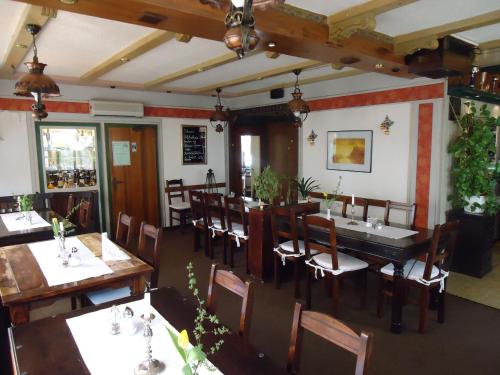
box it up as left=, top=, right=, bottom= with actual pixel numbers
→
left=1, top=0, right=500, bottom=374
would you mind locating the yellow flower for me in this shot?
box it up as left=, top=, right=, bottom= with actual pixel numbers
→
left=178, top=329, right=189, bottom=349
left=323, top=192, right=328, bottom=199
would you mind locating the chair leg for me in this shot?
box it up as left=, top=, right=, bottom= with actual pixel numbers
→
left=169, top=208, right=173, bottom=228
left=71, top=296, right=77, bottom=310
left=244, top=242, right=249, bottom=274
left=229, top=238, right=235, bottom=268
left=193, top=228, right=200, bottom=252
left=359, top=270, right=367, bottom=310
left=419, top=287, right=430, bottom=334
left=222, top=235, right=228, bottom=265
left=208, top=236, right=214, bottom=259
left=438, top=286, right=446, bottom=324
left=332, top=276, right=340, bottom=318
left=293, top=260, right=301, bottom=298
left=306, top=267, right=312, bottom=309
left=180, top=213, right=185, bottom=234
left=274, top=254, right=281, bottom=289
left=203, top=229, right=209, bottom=256
left=377, top=277, right=385, bottom=318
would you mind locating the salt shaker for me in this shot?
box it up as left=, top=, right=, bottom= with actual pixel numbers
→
left=122, top=306, right=138, bottom=335
left=109, top=305, right=121, bottom=335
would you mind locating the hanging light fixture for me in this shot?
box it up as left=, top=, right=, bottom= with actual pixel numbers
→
left=288, top=69, right=309, bottom=127
left=210, top=88, right=229, bottom=133
left=14, top=24, right=60, bottom=120
left=224, top=0, right=259, bottom=59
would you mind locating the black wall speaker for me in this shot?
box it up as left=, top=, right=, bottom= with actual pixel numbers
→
left=270, top=88, right=284, bottom=99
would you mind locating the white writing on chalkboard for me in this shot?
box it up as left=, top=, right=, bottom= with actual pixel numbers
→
left=182, top=126, right=207, bottom=164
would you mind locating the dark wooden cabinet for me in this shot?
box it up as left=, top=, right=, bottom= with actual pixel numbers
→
left=447, top=209, right=494, bottom=278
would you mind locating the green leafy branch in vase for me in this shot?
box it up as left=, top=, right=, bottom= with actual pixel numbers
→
left=18, top=194, right=33, bottom=212
left=52, top=201, right=81, bottom=237
left=322, top=176, right=342, bottom=210
left=166, top=262, right=229, bottom=375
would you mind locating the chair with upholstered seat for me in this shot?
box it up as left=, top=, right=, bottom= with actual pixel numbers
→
left=342, top=196, right=368, bottom=222
left=115, top=211, right=135, bottom=251
left=287, top=302, right=373, bottom=375
left=189, top=190, right=208, bottom=254
left=303, top=214, right=368, bottom=317
left=270, top=205, right=318, bottom=298
left=204, top=193, right=228, bottom=263
left=166, top=179, right=191, bottom=230
left=85, top=221, right=162, bottom=305
left=207, top=263, right=254, bottom=337
left=224, top=195, right=249, bottom=271
left=77, top=199, right=92, bottom=233
left=376, top=220, right=458, bottom=333
left=384, top=200, right=417, bottom=229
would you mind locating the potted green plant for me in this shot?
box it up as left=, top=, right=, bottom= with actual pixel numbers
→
left=296, top=177, right=320, bottom=202
left=253, top=166, right=280, bottom=208
left=449, top=102, right=500, bottom=214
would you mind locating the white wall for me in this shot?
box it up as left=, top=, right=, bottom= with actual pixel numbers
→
left=0, top=111, right=35, bottom=196
left=302, top=102, right=414, bottom=222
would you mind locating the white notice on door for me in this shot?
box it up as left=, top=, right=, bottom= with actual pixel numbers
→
left=112, top=141, right=131, bottom=166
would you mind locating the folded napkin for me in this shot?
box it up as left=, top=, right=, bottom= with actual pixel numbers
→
left=101, top=233, right=131, bottom=261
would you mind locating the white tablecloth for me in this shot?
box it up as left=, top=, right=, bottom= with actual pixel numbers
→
left=66, top=299, right=222, bottom=375
left=313, top=213, right=418, bottom=240
left=28, top=237, right=113, bottom=287
left=0, top=211, right=51, bottom=232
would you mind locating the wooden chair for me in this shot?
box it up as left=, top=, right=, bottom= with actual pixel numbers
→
left=377, top=220, right=459, bottom=333
left=342, top=197, right=368, bottom=222
left=207, top=264, right=254, bottom=337
left=166, top=179, right=191, bottom=230
left=270, top=206, right=309, bottom=298
left=77, top=200, right=92, bottom=232
left=303, top=215, right=368, bottom=317
left=287, top=302, right=373, bottom=375
left=224, top=195, right=249, bottom=271
left=204, top=193, right=228, bottom=263
left=189, top=190, right=208, bottom=254
left=33, top=193, right=53, bottom=210
left=86, top=221, right=162, bottom=305
left=115, top=212, right=135, bottom=250
left=384, top=200, right=417, bottom=229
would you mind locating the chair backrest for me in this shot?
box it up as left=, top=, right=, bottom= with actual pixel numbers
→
left=137, top=221, right=162, bottom=288
left=33, top=193, right=53, bottom=210
left=224, top=196, right=247, bottom=235
left=66, top=194, right=75, bottom=217
left=303, top=214, right=339, bottom=269
left=384, top=200, right=417, bottom=229
left=166, top=179, right=186, bottom=205
left=204, top=193, right=226, bottom=229
left=189, top=190, right=206, bottom=223
left=115, top=211, right=135, bottom=249
left=342, top=197, right=369, bottom=222
left=422, top=220, right=459, bottom=281
left=207, top=263, right=254, bottom=337
left=78, top=200, right=92, bottom=229
left=287, top=302, right=373, bottom=375
left=270, top=206, right=301, bottom=254
left=295, top=202, right=320, bottom=217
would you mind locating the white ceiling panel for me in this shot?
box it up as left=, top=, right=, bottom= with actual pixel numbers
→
left=376, top=0, right=500, bottom=36
left=286, top=0, right=367, bottom=16
left=20, top=10, right=154, bottom=77
left=455, top=24, right=500, bottom=44
left=100, top=37, right=229, bottom=83
left=164, top=53, right=308, bottom=90
left=0, top=0, right=28, bottom=65
left=224, top=65, right=356, bottom=94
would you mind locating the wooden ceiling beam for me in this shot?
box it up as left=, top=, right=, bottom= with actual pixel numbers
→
left=479, top=39, right=500, bottom=51
left=394, top=10, right=500, bottom=55
left=229, top=69, right=365, bottom=98
left=80, top=30, right=175, bottom=81
left=13, top=0, right=410, bottom=77
left=194, top=60, right=324, bottom=94
left=144, top=50, right=260, bottom=89
left=175, top=33, right=193, bottom=42
left=0, top=5, right=51, bottom=78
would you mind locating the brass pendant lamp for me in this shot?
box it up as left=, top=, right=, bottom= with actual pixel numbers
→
left=14, top=24, right=60, bottom=120
left=210, top=88, right=230, bottom=133
left=288, top=69, right=309, bottom=127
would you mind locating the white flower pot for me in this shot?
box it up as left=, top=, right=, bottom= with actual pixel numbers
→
left=326, top=209, right=331, bottom=219
left=464, top=195, right=486, bottom=214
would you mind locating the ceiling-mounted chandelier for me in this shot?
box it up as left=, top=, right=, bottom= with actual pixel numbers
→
left=210, top=88, right=230, bottom=133
left=14, top=24, right=60, bottom=120
left=288, top=69, right=309, bottom=127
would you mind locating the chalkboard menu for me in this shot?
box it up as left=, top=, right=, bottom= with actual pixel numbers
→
left=182, top=125, right=207, bottom=165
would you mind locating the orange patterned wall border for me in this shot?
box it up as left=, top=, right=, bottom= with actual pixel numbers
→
left=415, top=103, right=434, bottom=228
left=309, top=83, right=444, bottom=111
left=0, top=98, right=212, bottom=119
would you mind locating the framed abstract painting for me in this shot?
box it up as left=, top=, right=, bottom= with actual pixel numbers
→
left=327, top=130, right=373, bottom=172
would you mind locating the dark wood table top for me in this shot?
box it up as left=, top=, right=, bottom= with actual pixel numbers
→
left=0, top=210, right=61, bottom=247
left=9, top=287, right=287, bottom=375
left=0, top=233, right=153, bottom=307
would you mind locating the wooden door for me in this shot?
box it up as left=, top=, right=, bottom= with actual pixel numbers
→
left=106, top=125, right=159, bottom=236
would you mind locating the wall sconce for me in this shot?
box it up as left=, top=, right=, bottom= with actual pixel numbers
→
left=379, top=115, right=394, bottom=135
left=307, top=130, right=317, bottom=145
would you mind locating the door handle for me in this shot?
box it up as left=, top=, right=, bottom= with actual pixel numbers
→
left=112, top=178, right=124, bottom=187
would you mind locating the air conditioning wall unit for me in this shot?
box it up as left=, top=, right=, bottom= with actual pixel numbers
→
left=89, top=100, right=144, bottom=117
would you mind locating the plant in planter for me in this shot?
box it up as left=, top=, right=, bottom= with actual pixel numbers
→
left=253, top=166, right=280, bottom=207
left=322, top=176, right=342, bottom=217
left=449, top=102, right=500, bottom=214
left=296, top=177, right=320, bottom=201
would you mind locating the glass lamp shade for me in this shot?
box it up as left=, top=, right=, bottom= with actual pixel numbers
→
left=14, top=60, right=60, bottom=98
left=224, top=26, right=259, bottom=57
left=210, top=104, right=229, bottom=133
left=288, top=89, right=309, bottom=123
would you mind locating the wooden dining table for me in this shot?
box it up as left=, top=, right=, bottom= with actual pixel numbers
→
left=0, top=232, right=153, bottom=325
left=0, top=209, right=63, bottom=247
left=248, top=204, right=434, bottom=334
left=8, top=287, right=287, bottom=375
